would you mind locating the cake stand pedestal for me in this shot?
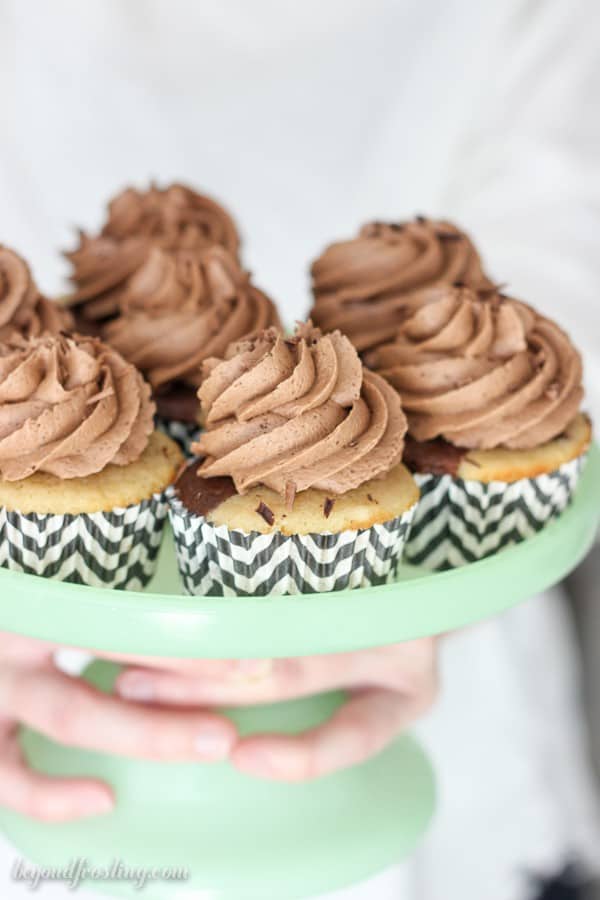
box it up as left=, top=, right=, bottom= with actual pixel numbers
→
left=0, top=446, right=598, bottom=900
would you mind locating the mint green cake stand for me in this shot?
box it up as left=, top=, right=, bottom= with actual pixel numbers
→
left=1, top=445, right=599, bottom=900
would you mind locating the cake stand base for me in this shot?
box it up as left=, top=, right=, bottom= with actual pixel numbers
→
left=1, top=662, right=435, bottom=900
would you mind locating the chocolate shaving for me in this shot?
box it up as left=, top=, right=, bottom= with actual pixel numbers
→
left=437, top=231, right=462, bottom=242
left=464, top=456, right=482, bottom=468
left=256, top=501, right=275, bottom=526
left=415, top=214, right=427, bottom=223
left=389, top=222, right=405, bottom=232
left=453, top=280, right=466, bottom=288
left=323, top=498, right=335, bottom=518
left=285, top=481, right=297, bottom=510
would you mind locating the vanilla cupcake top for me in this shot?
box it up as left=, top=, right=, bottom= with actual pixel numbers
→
left=367, top=285, right=584, bottom=450
left=0, top=246, right=73, bottom=342
left=65, top=182, right=241, bottom=324
left=0, top=334, right=154, bottom=481
left=103, top=245, right=281, bottom=389
left=194, top=323, right=407, bottom=496
left=310, top=217, right=494, bottom=353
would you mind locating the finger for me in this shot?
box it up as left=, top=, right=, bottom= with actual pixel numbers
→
left=115, top=639, right=438, bottom=708
left=91, top=651, right=238, bottom=680
left=0, top=631, right=56, bottom=667
left=232, top=686, right=432, bottom=782
left=0, top=727, right=113, bottom=822
left=116, top=656, right=346, bottom=707
left=0, top=667, right=236, bottom=762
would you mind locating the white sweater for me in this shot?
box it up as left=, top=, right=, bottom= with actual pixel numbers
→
left=0, top=1, right=599, bottom=898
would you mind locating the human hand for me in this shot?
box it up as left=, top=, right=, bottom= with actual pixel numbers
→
left=0, top=631, right=237, bottom=822
left=116, top=639, right=438, bottom=782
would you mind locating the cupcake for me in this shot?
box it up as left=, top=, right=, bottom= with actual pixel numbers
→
left=102, top=245, right=281, bottom=453
left=64, top=181, right=241, bottom=331
left=0, top=333, right=183, bottom=588
left=310, top=217, right=494, bottom=354
left=366, top=285, right=592, bottom=568
left=168, top=323, right=419, bottom=596
left=63, top=184, right=249, bottom=453
left=1, top=245, right=73, bottom=340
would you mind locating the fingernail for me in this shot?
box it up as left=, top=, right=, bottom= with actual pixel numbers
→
left=194, top=731, right=232, bottom=760
left=80, top=791, right=114, bottom=817
left=117, top=675, right=155, bottom=702
left=232, top=659, right=273, bottom=681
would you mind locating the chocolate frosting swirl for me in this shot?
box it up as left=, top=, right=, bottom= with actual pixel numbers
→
left=103, top=246, right=281, bottom=389
left=0, top=246, right=73, bottom=342
left=310, top=218, right=494, bottom=353
left=65, top=183, right=241, bottom=325
left=367, top=286, right=584, bottom=450
left=194, top=323, right=407, bottom=496
left=104, top=183, right=240, bottom=255
left=0, top=334, right=155, bottom=481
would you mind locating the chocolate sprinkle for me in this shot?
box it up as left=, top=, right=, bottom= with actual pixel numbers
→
left=256, top=501, right=275, bottom=526
left=323, top=498, right=335, bottom=518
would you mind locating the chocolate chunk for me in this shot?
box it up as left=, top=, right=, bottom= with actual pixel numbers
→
left=323, top=498, right=335, bottom=518
left=403, top=435, right=467, bottom=477
left=155, top=383, right=201, bottom=424
left=174, top=464, right=237, bottom=516
left=256, top=501, right=275, bottom=526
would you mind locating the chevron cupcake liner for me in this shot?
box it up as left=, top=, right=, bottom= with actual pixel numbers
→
left=405, top=454, right=587, bottom=570
left=168, top=491, right=416, bottom=596
left=0, top=493, right=169, bottom=589
left=155, top=416, right=201, bottom=457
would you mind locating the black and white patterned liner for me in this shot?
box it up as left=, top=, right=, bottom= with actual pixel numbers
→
left=168, top=490, right=416, bottom=596
left=405, top=455, right=586, bottom=570
left=155, top=416, right=201, bottom=457
left=0, top=493, right=169, bottom=589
